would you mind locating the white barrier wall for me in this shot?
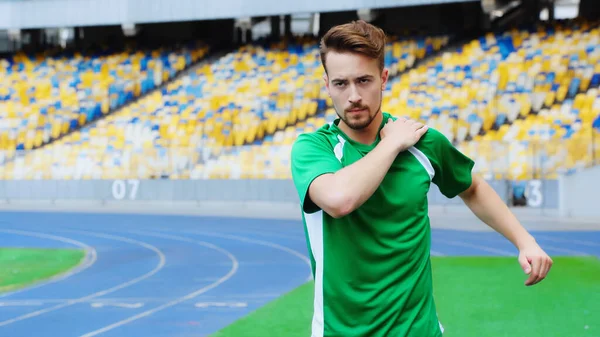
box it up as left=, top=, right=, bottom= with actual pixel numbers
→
left=560, top=165, right=600, bottom=218
left=0, top=178, right=561, bottom=210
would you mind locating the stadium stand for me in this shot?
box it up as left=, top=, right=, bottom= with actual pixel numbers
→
left=225, top=18, right=600, bottom=181
left=448, top=18, right=600, bottom=180
left=0, top=41, right=209, bottom=162
left=0, top=35, right=449, bottom=180
left=1, top=19, right=599, bottom=182
left=196, top=19, right=600, bottom=181
left=0, top=42, right=210, bottom=179
left=187, top=35, right=451, bottom=179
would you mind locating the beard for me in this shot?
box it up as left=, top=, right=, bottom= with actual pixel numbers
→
left=336, top=99, right=382, bottom=130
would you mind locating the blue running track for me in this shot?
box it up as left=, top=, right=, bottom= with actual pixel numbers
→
left=0, top=211, right=598, bottom=337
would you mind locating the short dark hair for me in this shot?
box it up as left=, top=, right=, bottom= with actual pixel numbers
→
left=319, top=20, right=387, bottom=73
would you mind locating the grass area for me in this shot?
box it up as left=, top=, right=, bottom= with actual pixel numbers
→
left=0, top=247, right=87, bottom=293
left=210, top=281, right=313, bottom=337
left=210, top=256, right=600, bottom=337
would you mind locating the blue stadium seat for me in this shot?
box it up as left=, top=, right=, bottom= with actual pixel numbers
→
left=0, top=42, right=209, bottom=156
left=4, top=20, right=600, bottom=181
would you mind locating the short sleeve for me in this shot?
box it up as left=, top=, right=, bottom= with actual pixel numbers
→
left=416, top=128, right=475, bottom=199
left=291, top=133, right=343, bottom=214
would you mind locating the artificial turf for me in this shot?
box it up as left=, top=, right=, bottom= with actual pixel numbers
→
left=0, top=247, right=86, bottom=293
left=210, top=256, right=600, bottom=337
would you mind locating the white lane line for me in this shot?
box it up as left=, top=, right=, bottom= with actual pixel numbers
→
left=439, top=232, right=593, bottom=257
left=533, top=235, right=598, bottom=256
left=228, top=229, right=305, bottom=241
left=535, top=235, right=600, bottom=248
left=0, top=229, right=97, bottom=298
left=181, top=229, right=313, bottom=281
left=90, top=302, right=144, bottom=309
left=0, top=230, right=166, bottom=327
left=542, top=245, right=591, bottom=256
left=434, top=239, right=515, bottom=256
left=0, top=301, right=44, bottom=307
left=194, top=301, right=247, bottom=308
left=0, top=293, right=284, bottom=305
left=430, top=250, right=445, bottom=256
left=78, top=230, right=238, bottom=337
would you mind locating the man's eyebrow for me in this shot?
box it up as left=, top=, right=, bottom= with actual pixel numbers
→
left=331, top=75, right=374, bottom=82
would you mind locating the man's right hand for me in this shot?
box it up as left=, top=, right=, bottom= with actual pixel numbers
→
left=380, top=117, right=429, bottom=152
left=305, top=117, right=429, bottom=218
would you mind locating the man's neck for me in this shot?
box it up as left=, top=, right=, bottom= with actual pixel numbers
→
left=338, top=112, right=383, bottom=145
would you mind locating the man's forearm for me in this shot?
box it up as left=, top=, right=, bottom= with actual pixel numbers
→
left=336, top=138, right=399, bottom=206
left=313, top=138, right=399, bottom=217
left=460, top=176, right=536, bottom=250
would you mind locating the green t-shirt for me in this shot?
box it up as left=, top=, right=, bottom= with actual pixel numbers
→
left=290, top=112, right=475, bottom=337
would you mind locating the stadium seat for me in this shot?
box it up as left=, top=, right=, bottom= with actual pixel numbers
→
left=4, top=19, right=600, bottom=181
left=183, top=35, right=450, bottom=179
left=2, top=34, right=449, bottom=180
left=380, top=19, right=600, bottom=180
left=0, top=42, right=209, bottom=156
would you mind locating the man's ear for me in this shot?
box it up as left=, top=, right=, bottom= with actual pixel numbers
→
left=381, top=68, right=389, bottom=91
left=323, top=73, right=330, bottom=93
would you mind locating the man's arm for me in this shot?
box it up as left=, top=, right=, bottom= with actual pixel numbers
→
left=459, top=175, right=553, bottom=286
left=309, top=136, right=399, bottom=218
left=291, top=117, right=427, bottom=218
left=416, top=128, right=553, bottom=286
left=310, top=118, right=428, bottom=218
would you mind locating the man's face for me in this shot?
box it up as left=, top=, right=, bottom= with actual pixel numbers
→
left=323, top=51, right=388, bottom=130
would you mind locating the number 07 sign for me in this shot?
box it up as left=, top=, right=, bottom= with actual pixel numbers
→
left=111, top=180, right=140, bottom=200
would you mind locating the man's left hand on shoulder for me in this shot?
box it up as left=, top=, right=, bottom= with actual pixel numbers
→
left=517, top=239, right=553, bottom=286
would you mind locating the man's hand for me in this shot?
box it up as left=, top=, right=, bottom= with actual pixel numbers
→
left=305, top=118, right=425, bottom=218
left=459, top=175, right=553, bottom=287
left=517, top=241, right=553, bottom=286
left=380, top=117, right=428, bottom=152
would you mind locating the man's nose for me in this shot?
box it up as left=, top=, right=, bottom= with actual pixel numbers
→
left=348, top=85, right=361, bottom=103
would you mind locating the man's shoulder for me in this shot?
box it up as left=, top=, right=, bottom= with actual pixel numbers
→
left=419, top=127, right=450, bottom=145
left=293, top=122, right=339, bottom=146
left=410, top=127, right=452, bottom=160
left=383, top=113, right=453, bottom=160
left=384, top=113, right=449, bottom=145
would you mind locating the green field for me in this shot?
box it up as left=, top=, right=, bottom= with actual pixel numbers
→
left=211, top=256, right=600, bottom=337
left=0, top=248, right=87, bottom=293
